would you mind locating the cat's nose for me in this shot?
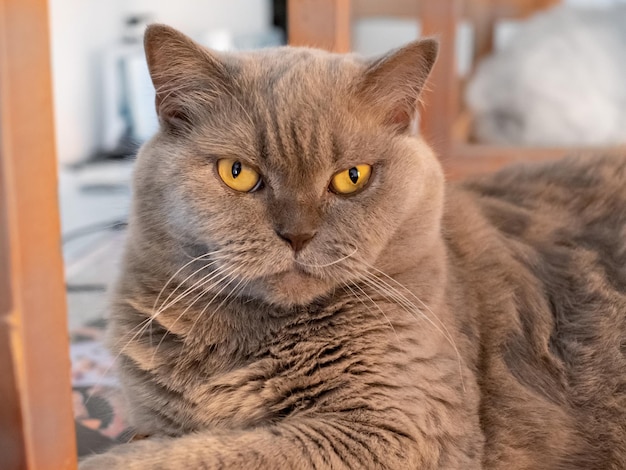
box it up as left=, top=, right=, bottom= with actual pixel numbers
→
left=276, top=230, right=316, bottom=252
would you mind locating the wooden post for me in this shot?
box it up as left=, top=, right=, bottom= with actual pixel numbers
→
left=288, top=0, right=352, bottom=52
left=0, top=0, right=77, bottom=468
left=420, top=0, right=461, bottom=158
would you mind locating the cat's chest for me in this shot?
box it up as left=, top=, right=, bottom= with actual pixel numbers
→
left=158, top=305, right=388, bottom=432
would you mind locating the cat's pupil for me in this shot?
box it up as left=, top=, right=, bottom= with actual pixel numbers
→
left=349, top=167, right=360, bottom=184
left=232, top=161, right=242, bottom=178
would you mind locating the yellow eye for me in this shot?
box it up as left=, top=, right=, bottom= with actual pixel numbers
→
left=330, top=164, right=372, bottom=195
left=217, top=158, right=261, bottom=193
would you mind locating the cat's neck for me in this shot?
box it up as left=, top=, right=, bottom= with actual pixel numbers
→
left=374, top=200, right=449, bottom=313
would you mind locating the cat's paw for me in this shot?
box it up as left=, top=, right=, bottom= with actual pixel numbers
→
left=79, top=453, right=126, bottom=470
left=79, top=443, right=150, bottom=470
left=79, top=440, right=166, bottom=470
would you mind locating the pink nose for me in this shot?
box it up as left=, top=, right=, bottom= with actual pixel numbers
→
left=276, top=231, right=316, bottom=252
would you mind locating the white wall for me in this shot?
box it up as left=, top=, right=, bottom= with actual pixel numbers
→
left=565, top=0, right=626, bottom=5
left=128, top=0, right=272, bottom=40
left=49, top=0, right=125, bottom=165
left=49, top=0, right=271, bottom=164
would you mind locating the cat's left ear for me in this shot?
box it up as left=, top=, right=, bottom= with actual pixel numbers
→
left=355, top=39, right=438, bottom=134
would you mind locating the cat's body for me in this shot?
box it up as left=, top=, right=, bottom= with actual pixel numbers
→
left=81, top=25, right=626, bottom=469
left=448, top=156, right=626, bottom=468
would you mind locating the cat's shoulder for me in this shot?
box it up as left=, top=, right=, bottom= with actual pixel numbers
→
left=455, top=153, right=626, bottom=223
left=461, top=153, right=625, bottom=199
left=443, top=152, right=626, bottom=263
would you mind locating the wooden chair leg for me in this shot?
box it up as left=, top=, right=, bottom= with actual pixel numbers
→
left=0, top=0, right=77, bottom=468
left=420, top=0, right=461, bottom=158
left=287, top=0, right=352, bottom=52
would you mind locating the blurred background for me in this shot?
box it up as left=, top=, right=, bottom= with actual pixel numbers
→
left=51, top=0, right=626, bottom=455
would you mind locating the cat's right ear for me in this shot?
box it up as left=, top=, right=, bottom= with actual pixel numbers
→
left=144, top=24, right=230, bottom=131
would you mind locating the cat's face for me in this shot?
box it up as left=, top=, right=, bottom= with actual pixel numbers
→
left=133, top=25, right=443, bottom=308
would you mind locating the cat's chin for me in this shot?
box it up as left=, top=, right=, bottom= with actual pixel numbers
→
left=255, top=269, right=334, bottom=308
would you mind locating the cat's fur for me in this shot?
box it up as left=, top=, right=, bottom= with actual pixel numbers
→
left=81, top=25, right=626, bottom=469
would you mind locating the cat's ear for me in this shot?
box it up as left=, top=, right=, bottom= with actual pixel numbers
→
left=356, top=39, right=438, bottom=134
left=144, top=24, right=230, bottom=131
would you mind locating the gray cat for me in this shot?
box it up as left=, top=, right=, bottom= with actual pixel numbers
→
left=81, top=24, right=626, bottom=469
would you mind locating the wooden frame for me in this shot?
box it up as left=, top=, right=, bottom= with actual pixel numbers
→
left=288, top=0, right=352, bottom=52
left=419, top=0, right=461, bottom=158
left=0, top=0, right=77, bottom=468
left=286, top=0, right=606, bottom=179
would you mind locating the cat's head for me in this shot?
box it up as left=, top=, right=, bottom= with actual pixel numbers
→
left=131, top=24, right=443, bottom=308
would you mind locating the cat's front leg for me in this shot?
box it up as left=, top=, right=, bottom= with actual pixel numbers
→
left=77, top=424, right=325, bottom=470
left=79, top=411, right=481, bottom=469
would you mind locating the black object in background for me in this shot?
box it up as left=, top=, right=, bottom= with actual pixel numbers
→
left=273, top=0, right=287, bottom=41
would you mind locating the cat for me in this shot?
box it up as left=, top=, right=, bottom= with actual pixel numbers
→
left=80, top=24, right=626, bottom=469
left=466, top=4, right=626, bottom=146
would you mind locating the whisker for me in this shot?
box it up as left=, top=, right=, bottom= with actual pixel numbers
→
left=151, top=265, right=240, bottom=363
left=149, top=285, right=211, bottom=366
left=343, top=281, right=399, bottom=340
left=361, top=275, right=451, bottom=345
left=154, top=262, right=223, bottom=317
left=94, top=264, right=233, bottom=400
left=368, top=266, right=461, bottom=356
left=349, top=281, right=399, bottom=340
left=360, top=272, right=466, bottom=392
left=151, top=250, right=219, bottom=317
left=145, top=263, right=224, bottom=347
left=175, top=270, right=244, bottom=364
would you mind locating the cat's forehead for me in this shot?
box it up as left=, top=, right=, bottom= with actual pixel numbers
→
left=230, top=49, right=364, bottom=171
left=239, top=48, right=363, bottom=104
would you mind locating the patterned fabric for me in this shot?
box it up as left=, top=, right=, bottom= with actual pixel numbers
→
left=71, top=322, right=133, bottom=456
